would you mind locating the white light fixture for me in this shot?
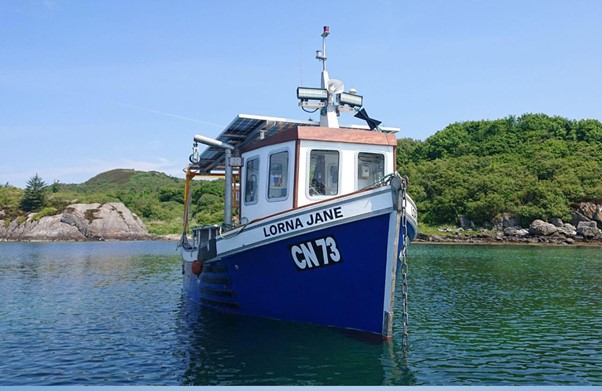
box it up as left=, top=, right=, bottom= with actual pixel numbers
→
left=338, top=92, right=363, bottom=107
left=297, top=87, right=328, bottom=101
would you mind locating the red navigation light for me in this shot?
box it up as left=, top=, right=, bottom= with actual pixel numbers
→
left=322, top=25, right=330, bottom=38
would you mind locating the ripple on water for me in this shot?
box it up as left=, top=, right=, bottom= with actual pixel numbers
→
left=406, top=244, right=602, bottom=385
left=1, top=242, right=601, bottom=385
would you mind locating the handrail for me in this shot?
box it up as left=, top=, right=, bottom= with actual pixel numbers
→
left=182, top=166, right=199, bottom=235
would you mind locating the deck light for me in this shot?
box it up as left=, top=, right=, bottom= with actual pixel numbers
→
left=338, top=92, right=363, bottom=108
left=297, top=87, right=329, bottom=101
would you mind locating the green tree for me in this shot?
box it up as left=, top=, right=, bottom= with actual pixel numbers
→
left=0, top=185, right=23, bottom=218
left=396, top=137, right=423, bottom=168
left=576, top=119, right=602, bottom=143
left=158, top=186, right=184, bottom=203
left=50, top=180, right=61, bottom=193
left=20, top=174, right=47, bottom=212
left=398, top=114, right=602, bottom=228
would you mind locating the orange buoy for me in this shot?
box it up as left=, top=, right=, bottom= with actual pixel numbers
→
left=191, top=260, right=203, bottom=276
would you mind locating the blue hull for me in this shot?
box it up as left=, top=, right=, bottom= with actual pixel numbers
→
left=183, top=211, right=414, bottom=337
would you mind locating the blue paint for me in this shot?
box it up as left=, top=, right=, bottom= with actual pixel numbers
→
left=184, top=214, right=396, bottom=335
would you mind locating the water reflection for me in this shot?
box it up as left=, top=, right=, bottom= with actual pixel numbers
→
left=408, top=244, right=602, bottom=385
left=3, top=242, right=601, bottom=385
left=0, top=241, right=185, bottom=385
left=175, top=297, right=415, bottom=386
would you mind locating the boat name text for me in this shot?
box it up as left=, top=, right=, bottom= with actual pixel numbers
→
left=262, top=207, right=343, bottom=238
left=289, top=235, right=342, bottom=271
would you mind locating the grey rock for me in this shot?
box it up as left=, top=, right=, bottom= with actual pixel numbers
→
left=576, top=220, right=602, bottom=240
left=528, top=219, right=558, bottom=236
left=550, top=217, right=564, bottom=227
left=502, top=213, right=519, bottom=229
left=0, top=202, right=150, bottom=241
left=458, top=215, right=475, bottom=230
left=558, top=223, right=577, bottom=237
left=88, top=202, right=148, bottom=240
left=61, top=206, right=94, bottom=238
left=571, top=211, right=592, bottom=227
left=504, top=227, right=529, bottom=237
left=19, top=215, right=85, bottom=241
left=493, top=213, right=519, bottom=230
left=575, top=202, right=602, bottom=227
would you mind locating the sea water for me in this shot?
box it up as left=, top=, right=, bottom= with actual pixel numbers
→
left=0, top=241, right=600, bottom=385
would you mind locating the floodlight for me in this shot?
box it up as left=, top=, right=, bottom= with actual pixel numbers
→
left=338, top=92, right=363, bottom=108
left=297, top=87, right=328, bottom=101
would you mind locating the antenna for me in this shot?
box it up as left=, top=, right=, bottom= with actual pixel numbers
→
left=315, top=26, right=329, bottom=71
left=296, top=26, right=385, bottom=130
left=296, top=26, right=339, bottom=128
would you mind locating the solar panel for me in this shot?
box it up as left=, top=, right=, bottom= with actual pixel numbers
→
left=192, top=114, right=399, bottom=174
left=193, top=114, right=317, bottom=174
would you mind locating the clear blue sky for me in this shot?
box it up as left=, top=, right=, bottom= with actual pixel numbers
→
left=1, top=0, right=601, bottom=188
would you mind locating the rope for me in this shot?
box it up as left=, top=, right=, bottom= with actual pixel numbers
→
left=219, top=222, right=249, bottom=239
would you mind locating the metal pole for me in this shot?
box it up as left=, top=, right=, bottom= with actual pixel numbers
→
left=192, top=134, right=235, bottom=228
left=224, top=148, right=233, bottom=227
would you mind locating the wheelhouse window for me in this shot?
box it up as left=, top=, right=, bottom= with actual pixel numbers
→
left=309, top=150, right=339, bottom=196
left=357, top=152, right=385, bottom=189
left=268, top=151, right=289, bottom=200
left=244, top=157, right=259, bottom=204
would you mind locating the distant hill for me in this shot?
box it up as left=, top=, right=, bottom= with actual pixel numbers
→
left=85, top=169, right=140, bottom=185
left=60, top=169, right=183, bottom=192
left=1, top=169, right=225, bottom=235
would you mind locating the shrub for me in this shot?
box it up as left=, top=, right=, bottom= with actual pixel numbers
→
left=33, top=207, right=59, bottom=222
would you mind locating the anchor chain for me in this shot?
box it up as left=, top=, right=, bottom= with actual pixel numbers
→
left=399, top=176, right=410, bottom=352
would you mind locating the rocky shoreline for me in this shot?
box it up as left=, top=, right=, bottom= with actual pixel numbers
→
left=416, top=202, right=602, bottom=246
left=417, top=218, right=602, bottom=246
left=0, top=202, right=153, bottom=242
left=4, top=201, right=602, bottom=246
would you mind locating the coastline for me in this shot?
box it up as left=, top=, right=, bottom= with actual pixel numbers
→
left=4, top=232, right=602, bottom=247
left=414, top=238, right=602, bottom=247
left=414, top=232, right=602, bottom=247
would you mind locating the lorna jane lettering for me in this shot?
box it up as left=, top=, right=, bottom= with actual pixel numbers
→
left=262, top=207, right=343, bottom=238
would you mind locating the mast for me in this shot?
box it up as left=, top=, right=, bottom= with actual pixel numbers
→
left=315, top=26, right=339, bottom=128
left=297, top=26, right=365, bottom=128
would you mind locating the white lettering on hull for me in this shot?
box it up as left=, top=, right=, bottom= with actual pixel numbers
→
left=290, top=236, right=342, bottom=271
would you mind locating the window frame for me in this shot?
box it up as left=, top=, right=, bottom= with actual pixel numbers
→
left=356, top=152, right=386, bottom=189
left=243, top=155, right=260, bottom=205
left=266, top=149, right=290, bottom=202
left=307, top=149, right=340, bottom=198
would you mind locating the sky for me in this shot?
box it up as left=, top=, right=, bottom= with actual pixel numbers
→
left=1, top=0, right=601, bottom=188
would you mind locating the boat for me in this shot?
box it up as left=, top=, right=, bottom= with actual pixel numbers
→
left=179, top=26, right=418, bottom=339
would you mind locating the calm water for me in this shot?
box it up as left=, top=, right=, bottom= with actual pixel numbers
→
left=0, top=241, right=601, bottom=385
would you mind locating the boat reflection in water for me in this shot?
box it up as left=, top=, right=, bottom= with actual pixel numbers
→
left=175, top=297, right=416, bottom=386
